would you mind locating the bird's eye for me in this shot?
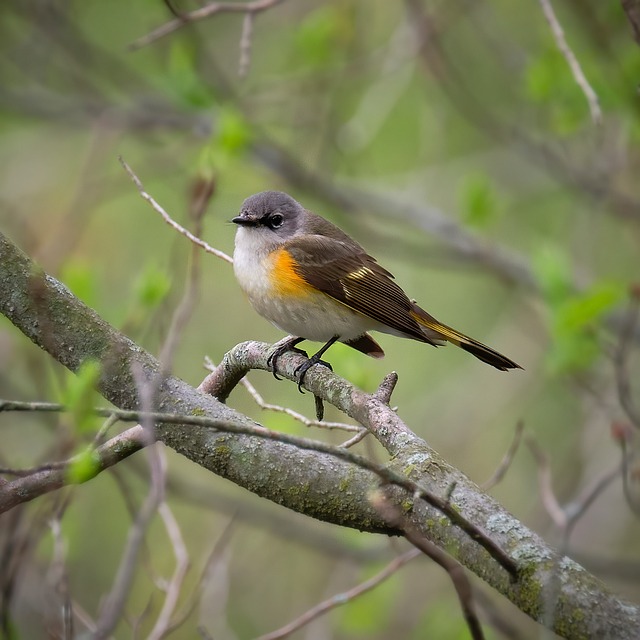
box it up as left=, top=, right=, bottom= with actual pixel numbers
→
left=267, top=213, right=284, bottom=229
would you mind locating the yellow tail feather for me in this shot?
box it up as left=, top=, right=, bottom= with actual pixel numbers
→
left=411, top=309, right=521, bottom=371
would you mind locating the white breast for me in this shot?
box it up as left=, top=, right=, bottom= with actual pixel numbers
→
left=233, top=228, right=377, bottom=342
left=233, top=227, right=274, bottom=303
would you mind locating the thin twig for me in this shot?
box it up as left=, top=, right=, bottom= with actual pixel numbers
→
left=118, top=157, right=233, bottom=264
left=622, top=0, right=640, bottom=45
left=0, top=425, right=145, bottom=513
left=525, top=436, right=567, bottom=528
left=49, top=505, right=74, bottom=640
left=339, top=428, right=369, bottom=448
left=232, top=368, right=359, bottom=433
left=614, top=292, right=640, bottom=428
left=163, top=518, right=237, bottom=636
left=157, top=178, right=211, bottom=372
left=147, top=502, right=191, bottom=640
left=564, top=463, right=622, bottom=527
left=129, top=0, right=287, bottom=50
left=0, top=411, right=119, bottom=477
left=238, top=12, right=254, bottom=77
left=374, top=493, right=485, bottom=640
left=619, top=432, right=640, bottom=517
left=162, top=0, right=182, bottom=19
left=0, top=399, right=518, bottom=577
left=527, top=431, right=626, bottom=531
left=108, top=465, right=160, bottom=586
left=93, top=367, right=166, bottom=640
left=538, top=0, right=602, bottom=125
left=482, top=421, right=525, bottom=490
left=256, top=548, right=421, bottom=640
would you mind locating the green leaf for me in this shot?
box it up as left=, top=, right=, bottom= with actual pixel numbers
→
left=524, top=49, right=592, bottom=134
left=66, top=449, right=100, bottom=484
left=135, top=265, right=172, bottom=309
left=546, top=332, right=601, bottom=374
left=532, top=244, right=574, bottom=306
left=60, top=261, right=98, bottom=307
left=525, top=51, right=562, bottom=103
left=293, top=6, right=349, bottom=68
left=546, top=282, right=624, bottom=373
left=534, top=242, right=624, bottom=373
left=62, top=360, right=102, bottom=434
left=554, top=282, right=625, bottom=334
left=166, top=40, right=214, bottom=108
left=216, top=107, right=252, bottom=156
left=459, top=173, right=499, bottom=228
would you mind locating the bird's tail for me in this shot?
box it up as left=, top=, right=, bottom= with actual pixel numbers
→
left=410, top=305, right=521, bottom=371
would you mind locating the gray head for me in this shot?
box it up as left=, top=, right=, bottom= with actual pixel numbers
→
left=232, top=191, right=305, bottom=238
left=232, top=191, right=360, bottom=249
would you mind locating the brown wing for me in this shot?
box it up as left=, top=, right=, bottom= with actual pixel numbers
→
left=285, top=235, right=438, bottom=345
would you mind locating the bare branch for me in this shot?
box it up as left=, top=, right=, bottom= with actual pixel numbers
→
left=256, top=548, right=421, bottom=640
left=0, top=398, right=519, bottom=577
left=119, top=157, right=233, bottom=265
left=374, top=493, right=485, bottom=640
left=163, top=518, right=236, bottom=636
left=157, top=177, right=211, bottom=372
left=2, top=230, right=640, bottom=636
left=526, top=433, right=624, bottom=533
left=49, top=510, right=74, bottom=639
left=482, top=422, right=525, bottom=491
left=203, top=356, right=360, bottom=433
left=129, top=0, right=287, bottom=51
left=613, top=423, right=640, bottom=517
left=94, top=366, right=166, bottom=640
left=622, top=0, right=640, bottom=45
left=526, top=436, right=567, bottom=528
left=538, top=0, right=602, bottom=125
left=338, top=427, right=370, bottom=448
left=238, top=12, right=254, bottom=78
left=148, top=502, right=191, bottom=640
left=0, top=426, right=145, bottom=513
left=614, top=291, right=640, bottom=428
left=374, top=372, right=398, bottom=405
left=200, top=343, right=420, bottom=457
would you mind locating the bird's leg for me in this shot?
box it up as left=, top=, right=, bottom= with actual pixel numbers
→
left=294, top=336, right=339, bottom=393
left=267, top=336, right=307, bottom=380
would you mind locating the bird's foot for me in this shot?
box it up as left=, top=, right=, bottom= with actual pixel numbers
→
left=267, top=337, right=306, bottom=380
left=294, top=355, right=333, bottom=393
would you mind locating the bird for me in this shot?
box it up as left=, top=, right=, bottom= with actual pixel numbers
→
left=231, top=191, right=521, bottom=388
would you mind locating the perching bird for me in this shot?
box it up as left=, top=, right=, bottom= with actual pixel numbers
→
left=232, top=191, right=521, bottom=386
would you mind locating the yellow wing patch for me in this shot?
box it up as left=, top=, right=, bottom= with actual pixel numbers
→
left=268, top=248, right=315, bottom=297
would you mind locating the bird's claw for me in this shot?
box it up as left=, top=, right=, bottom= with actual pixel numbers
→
left=267, top=338, right=307, bottom=380
left=294, top=357, right=333, bottom=393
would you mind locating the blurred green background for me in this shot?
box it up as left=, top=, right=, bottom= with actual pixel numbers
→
left=1, top=0, right=639, bottom=637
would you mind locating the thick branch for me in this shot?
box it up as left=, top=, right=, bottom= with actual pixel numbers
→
left=0, top=230, right=639, bottom=638
left=0, top=230, right=385, bottom=532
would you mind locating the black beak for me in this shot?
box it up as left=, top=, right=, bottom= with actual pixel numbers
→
left=231, top=215, right=257, bottom=226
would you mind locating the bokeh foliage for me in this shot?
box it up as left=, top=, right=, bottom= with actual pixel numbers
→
left=0, top=0, right=639, bottom=637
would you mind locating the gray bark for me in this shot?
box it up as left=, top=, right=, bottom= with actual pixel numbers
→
left=1, top=229, right=638, bottom=639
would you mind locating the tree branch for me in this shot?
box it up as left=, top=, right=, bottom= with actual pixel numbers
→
left=622, top=0, right=640, bottom=45
left=538, top=0, right=602, bottom=125
left=129, top=0, right=287, bottom=51
left=1, top=229, right=639, bottom=638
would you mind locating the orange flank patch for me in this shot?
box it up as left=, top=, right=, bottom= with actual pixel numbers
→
left=268, top=248, right=314, bottom=297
